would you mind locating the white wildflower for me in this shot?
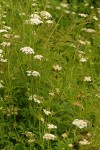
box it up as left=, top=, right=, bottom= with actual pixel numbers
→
left=80, top=58, right=87, bottom=62
left=56, top=6, right=61, bottom=10
left=32, top=71, right=40, bottom=77
left=43, top=109, right=51, bottom=115
left=3, top=25, right=11, bottom=30
left=68, top=144, right=73, bottom=148
left=0, top=49, right=3, bottom=53
left=72, top=119, right=87, bottom=129
left=78, top=13, right=88, bottom=17
left=79, top=139, right=90, bottom=145
left=46, top=20, right=53, bottom=24
left=84, top=76, right=91, bottom=82
left=28, top=139, right=35, bottom=143
left=20, top=47, right=34, bottom=54
left=95, top=94, right=100, bottom=99
left=30, top=13, right=41, bottom=19
left=60, top=3, right=69, bottom=8
left=0, top=29, right=7, bottom=33
left=25, top=18, right=43, bottom=25
left=25, top=131, right=33, bottom=137
left=53, top=64, right=62, bottom=71
left=1, top=42, right=11, bottom=47
left=93, top=16, right=98, bottom=21
left=47, top=124, right=57, bottom=129
left=26, top=70, right=32, bottom=76
left=40, top=11, right=52, bottom=19
left=62, top=133, right=68, bottom=138
left=0, top=80, right=4, bottom=88
left=29, top=95, right=43, bottom=104
left=43, top=133, right=56, bottom=140
left=34, top=55, right=43, bottom=61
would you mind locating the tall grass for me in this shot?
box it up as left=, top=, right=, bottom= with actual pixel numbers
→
left=0, top=0, right=100, bottom=149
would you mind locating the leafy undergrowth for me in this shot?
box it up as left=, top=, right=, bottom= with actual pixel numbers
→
left=0, top=0, right=100, bottom=150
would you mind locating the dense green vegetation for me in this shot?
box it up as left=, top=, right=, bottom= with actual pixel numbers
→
left=0, top=0, right=100, bottom=149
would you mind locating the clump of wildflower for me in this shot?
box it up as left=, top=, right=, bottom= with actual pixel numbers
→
left=3, top=34, right=13, bottom=38
left=40, top=11, right=52, bottom=19
left=43, top=133, right=56, bottom=140
left=84, top=76, right=91, bottom=82
left=62, top=133, right=68, bottom=138
left=79, top=139, right=90, bottom=145
left=1, top=42, right=11, bottom=47
left=93, top=16, right=98, bottom=21
left=95, top=94, right=100, bottom=99
left=46, top=20, right=53, bottom=24
left=43, top=109, right=51, bottom=115
left=78, top=13, right=88, bottom=17
left=29, top=95, right=43, bottom=104
left=82, top=28, right=95, bottom=33
left=26, top=70, right=40, bottom=77
left=20, top=47, right=34, bottom=54
left=0, top=29, right=8, bottom=33
left=47, top=124, right=57, bottom=129
left=60, top=3, right=69, bottom=8
left=28, top=139, right=35, bottom=143
left=25, top=131, right=33, bottom=137
left=78, top=40, right=90, bottom=45
left=25, top=12, right=43, bottom=25
left=72, top=119, right=88, bottom=129
left=80, top=58, right=87, bottom=62
left=34, top=54, right=43, bottom=61
left=4, top=106, right=18, bottom=116
left=0, top=80, right=4, bottom=88
left=68, top=144, right=73, bottom=148
left=53, top=64, right=62, bottom=71
left=26, top=17, right=43, bottom=25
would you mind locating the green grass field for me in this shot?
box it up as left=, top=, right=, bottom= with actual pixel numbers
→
left=0, top=0, right=100, bottom=149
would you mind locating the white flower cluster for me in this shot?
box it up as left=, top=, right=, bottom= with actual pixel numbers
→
left=34, top=54, right=43, bottom=61
left=0, top=42, right=11, bottom=47
left=78, top=13, right=88, bottom=17
left=53, top=64, right=62, bottom=71
left=20, top=47, right=34, bottom=54
left=47, top=124, right=57, bottom=129
left=0, top=29, right=8, bottom=33
left=43, top=133, right=56, bottom=140
left=0, top=49, right=7, bottom=62
left=43, top=109, right=51, bottom=115
left=25, top=11, right=53, bottom=25
left=79, top=139, right=90, bottom=145
left=40, top=11, right=52, bottom=19
left=84, top=76, right=91, bottom=82
left=82, top=28, right=95, bottom=33
left=29, top=94, right=43, bottom=104
left=72, top=119, right=87, bottom=129
left=0, top=80, right=4, bottom=88
left=26, top=70, right=40, bottom=77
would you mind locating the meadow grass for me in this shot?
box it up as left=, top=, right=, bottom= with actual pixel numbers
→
left=0, top=0, right=100, bottom=149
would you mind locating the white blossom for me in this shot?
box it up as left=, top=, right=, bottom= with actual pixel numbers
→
left=1, top=42, right=11, bottom=47
left=80, top=58, right=87, bottom=62
left=40, top=11, right=52, bottom=19
left=47, top=124, right=57, bottom=129
left=0, top=29, right=7, bottom=33
left=43, top=109, right=51, bottom=115
left=43, top=133, right=56, bottom=140
left=79, top=139, right=90, bottom=145
left=72, top=119, right=87, bottom=129
left=34, top=55, right=43, bottom=61
left=84, top=76, right=91, bottom=82
left=20, top=47, right=34, bottom=54
left=53, top=64, right=62, bottom=71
